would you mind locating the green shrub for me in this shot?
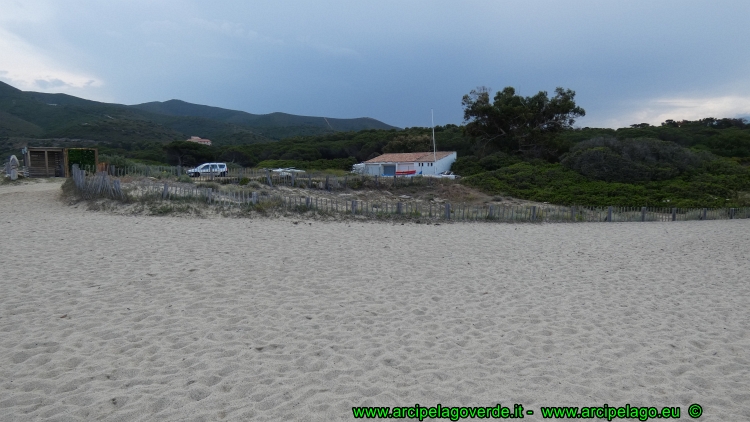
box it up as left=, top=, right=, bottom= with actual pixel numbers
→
left=452, top=156, right=485, bottom=177
left=561, top=137, right=711, bottom=183
left=197, top=182, right=221, bottom=191
left=150, top=204, right=174, bottom=215
left=67, top=148, right=97, bottom=172
left=462, top=161, right=750, bottom=207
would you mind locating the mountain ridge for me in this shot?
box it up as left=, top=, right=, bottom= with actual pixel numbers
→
left=0, top=81, right=399, bottom=154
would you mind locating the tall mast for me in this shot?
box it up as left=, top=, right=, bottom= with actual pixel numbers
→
left=431, top=109, right=436, bottom=174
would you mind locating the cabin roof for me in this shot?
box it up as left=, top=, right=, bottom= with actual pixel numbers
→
left=364, top=151, right=455, bottom=163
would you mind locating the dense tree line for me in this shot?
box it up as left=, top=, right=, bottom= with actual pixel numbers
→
left=142, top=126, right=471, bottom=170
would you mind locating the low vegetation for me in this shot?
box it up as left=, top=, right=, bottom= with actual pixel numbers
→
left=6, top=81, right=750, bottom=208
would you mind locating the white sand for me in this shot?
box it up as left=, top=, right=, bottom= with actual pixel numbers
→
left=1, top=181, right=749, bottom=421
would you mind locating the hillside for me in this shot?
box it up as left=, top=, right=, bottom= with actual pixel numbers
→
left=0, top=81, right=398, bottom=157
left=132, top=100, right=396, bottom=138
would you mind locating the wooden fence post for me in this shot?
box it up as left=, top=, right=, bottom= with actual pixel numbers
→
left=162, top=182, right=169, bottom=199
left=607, top=206, right=613, bottom=222
left=325, top=175, right=330, bottom=191
left=265, top=169, right=273, bottom=187
left=730, top=208, right=735, bottom=219
left=113, top=179, right=123, bottom=200
left=531, top=206, right=537, bottom=221
left=570, top=206, right=575, bottom=222
left=397, top=202, right=403, bottom=215
left=671, top=208, right=677, bottom=221
left=445, top=203, right=451, bottom=220
left=701, top=208, right=707, bottom=220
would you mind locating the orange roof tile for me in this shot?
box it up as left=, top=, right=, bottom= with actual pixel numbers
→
left=364, top=151, right=455, bottom=163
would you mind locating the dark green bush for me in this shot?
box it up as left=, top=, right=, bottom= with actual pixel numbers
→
left=561, top=137, right=710, bottom=183
left=67, top=148, right=97, bottom=172
left=462, top=161, right=750, bottom=207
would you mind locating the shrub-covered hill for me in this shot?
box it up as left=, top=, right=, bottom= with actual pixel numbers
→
left=0, top=80, right=398, bottom=158
left=461, top=137, right=750, bottom=208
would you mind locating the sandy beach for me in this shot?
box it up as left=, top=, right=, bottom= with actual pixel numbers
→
left=1, top=180, right=749, bottom=421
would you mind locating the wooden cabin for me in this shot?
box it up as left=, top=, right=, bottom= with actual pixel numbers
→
left=23, top=147, right=98, bottom=178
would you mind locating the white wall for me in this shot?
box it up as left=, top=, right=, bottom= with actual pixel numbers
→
left=416, top=152, right=457, bottom=175
left=364, top=152, right=457, bottom=177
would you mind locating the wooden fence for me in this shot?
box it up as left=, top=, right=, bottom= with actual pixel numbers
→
left=71, top=165, right=125, bottom=200
left=76, top=175, right=750, bottom=223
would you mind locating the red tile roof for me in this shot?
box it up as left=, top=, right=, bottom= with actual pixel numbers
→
left=186, top=136, right=212, bottom=146
left=364, top=151, right=455, bottom=163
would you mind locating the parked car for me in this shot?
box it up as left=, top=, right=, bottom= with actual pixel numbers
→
left=271, top=167, right=306, bottom=177
left=425, top=171, right=460, bottom=180
left=187, top=162, right=228, bottom=177
left=351, top=163, right=365, bottom=174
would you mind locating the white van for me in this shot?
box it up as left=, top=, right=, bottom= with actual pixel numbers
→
left=187, top=162, right=228, bottom=177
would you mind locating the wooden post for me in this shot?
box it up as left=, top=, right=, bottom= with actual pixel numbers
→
left=570, top=206, right=575, bottom=222
left=639, top=207, right=646, bottom=222
left=702, top=208, right=707, bottom=220
left=397, top=202, right=403, bottom=215
left=607, top=206, right=613, bottom=222
left=671, top=208, right=677, bottom=221
left=445, top=203, right=451, bottom=220
left=308, top=174, right=312, bottom=189
left=265, top=169, right=273, bottom=187
left=291, top=172, right=296, bottom=187
left=730, top=208, right=735, bottom=219
left=531, top=206, right=537, bottom=221
left=351, top=200, right=357, bottom=214
left=113, top=179, right=123, bottom=200
left=162, top=182, right=169, bottom=199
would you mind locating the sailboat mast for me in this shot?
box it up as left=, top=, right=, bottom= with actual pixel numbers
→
left=431, top=109, right=436, bottom=174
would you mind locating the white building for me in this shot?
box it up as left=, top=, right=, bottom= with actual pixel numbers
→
left=361, top=151, right=457, bottom=177
left=186, top=136, right=212, bottom=146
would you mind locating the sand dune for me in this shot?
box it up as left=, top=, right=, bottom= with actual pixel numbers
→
left=1, top=180, right=749, bottom=421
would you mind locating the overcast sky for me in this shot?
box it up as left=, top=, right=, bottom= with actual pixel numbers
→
left=1, top=0, right=749, bottom=129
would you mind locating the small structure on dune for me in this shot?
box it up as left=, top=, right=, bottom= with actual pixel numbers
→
left=26, top=147, right=66, bottom=177
left=360, top=151, right=457, bottom=176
